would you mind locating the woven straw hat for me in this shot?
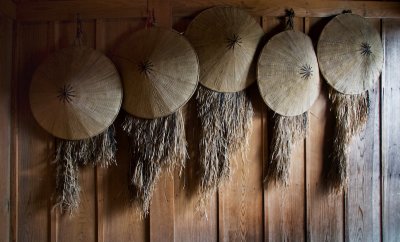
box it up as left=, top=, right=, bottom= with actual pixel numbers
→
left=30, top=46, right=123, bottom=140
left=114, top=27, right=199, bottom=119
left=185, top=6, right=264, bottom=93
left=317, top=13, right=383, bottom=94
left=257, top=30, right=320, bottom=116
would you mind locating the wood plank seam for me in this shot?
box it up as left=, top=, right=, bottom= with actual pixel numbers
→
left=0, top=0, right=16, bottom=19
left=10, top=21, right=19, bottom=242
left=380, top=18, right=386, bottom=242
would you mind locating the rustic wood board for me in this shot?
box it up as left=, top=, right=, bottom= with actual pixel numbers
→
left=344, top=18, right=381, bottom=242
left=15, top=22, right=52, bottom=242
left=172, top=16, right=218, bottom=242
left=53, top=20, right=97, bottom=242
left=382, top=18, right=400, bottom=242
left=218, top=86, right=264, bottom=242
left=0, top=13, right=12, bottom=242
left=262, top=16, right=306, bottom=242
left=305, top=17, right=344, bottom=242
left=16, top=1, right=400, bottom=22
left=101, top=18, right=148, bottom=242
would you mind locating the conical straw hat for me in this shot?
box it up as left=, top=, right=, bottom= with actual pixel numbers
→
left=114, top=27, right=199, bottom=119
left=257, top=30, right=320, bottom=116
left=317, top=13, right=383, bottom=94
left=30, top=46, right=123, bottom=140
left=185, top=6, right=264, bottom=93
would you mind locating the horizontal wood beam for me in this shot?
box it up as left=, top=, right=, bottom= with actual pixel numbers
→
left=0, top=0, right=16, bottom=19
left=173, top=1, right=400, bottom=19
left=17, top=0, right=400, bottom=22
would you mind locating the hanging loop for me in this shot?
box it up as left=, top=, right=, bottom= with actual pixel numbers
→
left=145, top=8, right=157, bottom=28
left=74, top=13, right=84, bottom=46
left=285, top=8, right=295, bottom=30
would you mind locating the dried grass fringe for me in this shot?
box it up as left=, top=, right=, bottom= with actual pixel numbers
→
left=54, top=125, right=117, bottom=213
left=122, top=110, right=187, bottom=218
left=196, top=86, right=253, bottom=195
left=265, top=113, right=308, bottom=186
left=328, top=88, right=369, bottom=191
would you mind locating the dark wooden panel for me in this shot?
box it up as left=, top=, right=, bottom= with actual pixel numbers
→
left=344, top=18, right=381, bottom=242
left=101, top=18, right=148, bottom=242
left=16, top=1, right=400, bottom=22
left=172, top=17, right=218, bottom=242
left=51, top=20, right=97, bottom=242
left=0, top=13, right=12, bottom=242
left=263, top=16, right=306, bottom=242
left=382, top=18, right=400, bottom=242
left=16, top=22, right=52, bottom=242
left=0, top=0, right=16, bottom=19
left=147, top=1, right=177, bottom=241
left=306, top=17, right=344, bottom=242
left=218, top=88, right=264, bottom=242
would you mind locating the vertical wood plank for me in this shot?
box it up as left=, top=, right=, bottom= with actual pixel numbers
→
left=46, top=21, right=58, bottom=242
left=54, top=20, right=97, bottom=242
left=262, top=16, right=306, bottom=242
left=172, top=16, right=218, bottom=242
left=306, top=17, right=344, bottom=242
left=95, top=18, right=105, bottom=242
left=10, top=20, right=19, bottom=242
left=382, top=18, right=400, bottom=242
left=345, top=18, right=381, bottom=242
left=147, top=1, right=175, bottom=241
left=218, top=86, right=264, bottom=242
left=0, top=13, right=12, bottom=242
left=16, top=22, right=52, bottom=242
left=102, top=18, right=148, bottom=242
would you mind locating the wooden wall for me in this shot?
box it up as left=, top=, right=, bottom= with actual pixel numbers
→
left=0, top=11, right=13, bottom=242
left=2, top=0, right=400, bottom=241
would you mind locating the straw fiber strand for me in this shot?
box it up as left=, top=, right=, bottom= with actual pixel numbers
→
left=30, top=46, right=122, bottom=140
left=318, top=13, right=383, bottom=95
left=265, top=113, right=308, bottom=185
left=122, top=110, right=187, bottom=217
left=114, top=28, right=199, bottom=119
left=185, top=6, right=264, bottom=92
left=257, top=30, right=320, bottom=116
left=54, top=126, right=117, bottom=213
left=328, top=89, right=369, bottom=191
left=196, top=86, right=253, bottom=194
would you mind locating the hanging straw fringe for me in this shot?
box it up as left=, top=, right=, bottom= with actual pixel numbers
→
left=54, top=125, right=117, bottom=213
left=196, top=85, right=253, bottom=194
left=122, top=110, right=187, bottom=218
left=328, top=88, right=369, bottom=191
left=265, top=113, right=308, bottom=186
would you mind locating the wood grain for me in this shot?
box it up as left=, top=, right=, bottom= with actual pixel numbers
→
left=6, top=2, right=400, bottom=241
left=306, top=17, right=344, bottom=242
left=172, top=17, right=218, bottom=242
left=0, top=13, right=12, bottom=242
left=147, top=1, right=177, bottom=241
left=102, top=19, right=146, bottom=241
left=263, top=16, right=306, bottom=242
left=0, top=0, right=16, bottom=19
left=218, top=87, right=264, bottom=242
left=382, top=18, right=400, bottom=242
left=53, top=20, right=97, bottom=242
left=344, top=17, right=381, bottom=242
left=16, top=0, right=400, bottom=22
left=16, top=22, right=52, bottom=242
